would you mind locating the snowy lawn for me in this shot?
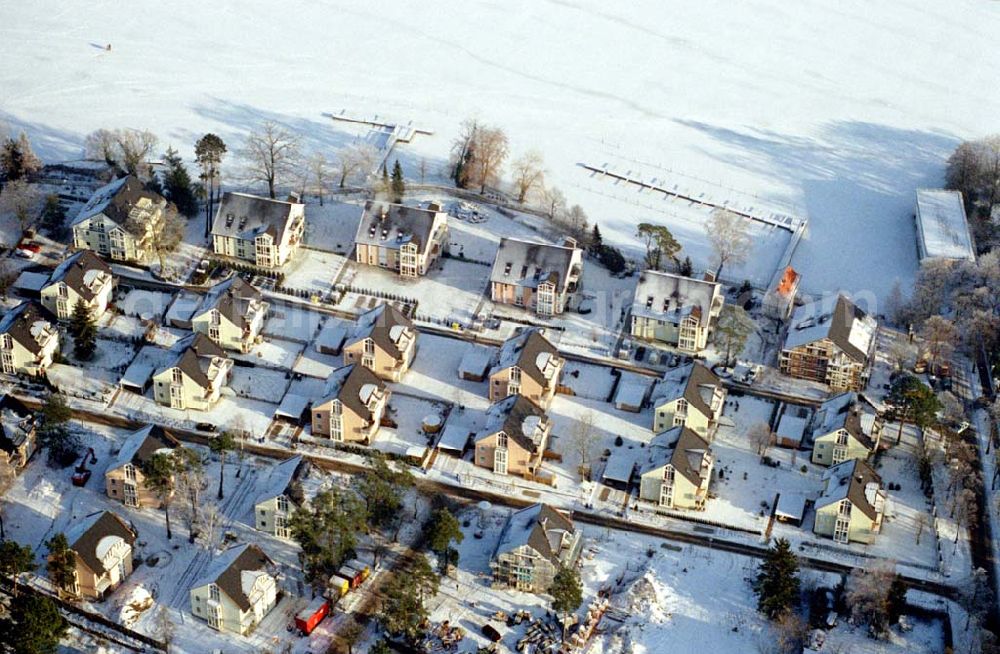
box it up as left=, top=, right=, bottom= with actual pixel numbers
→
left=396, top=333, right=492, bottom=408
left=116, top=289, right=176, bottom=321
left=560, top=361, right=620, bottom=401
left=263, top=301, right=327, bottom=343
left=232, top=337, right=305, bottom=370
left=229, top=365, right=291, bottom=403
left=281, top=249, right=348, bottom=294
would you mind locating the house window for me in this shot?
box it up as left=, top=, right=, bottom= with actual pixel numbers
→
left=209, top=584, right=220, bottom=602
left=673, top=399, right=688, bottom=427
left=172, top=369, right=183, bottom=385
left=277, top=496, right=289, bottom=513
left=124, top=464, right=136, bottom=481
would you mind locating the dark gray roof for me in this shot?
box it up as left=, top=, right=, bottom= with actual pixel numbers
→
left=47, top=251, right=113, bottom=302
left=631, top=270, right=720, bottom=328
left=315, top=364, right=386, bottom=422
left=489, top=238, right=579, bottom=293
left=66, top=511, right=137, bottom=575
left=197, top=276, right=263, bottom=329
left=212, top=192, right=299, bottom=243
left=492, top=329, right=560, bottom=388
left=655, top=363, right=721, bottom=419
left=112, top=424, right=179, bottom=471
left=0, top=302, right=57, bottom=355
left=0, top=394, right=34, bottom=455
left=641, top=426, right=711, bottom=486
left=494, top=503, right=576, bottom=568
left=193, top=543, right=273, bottom=612
left=354, top=201, right=442, bottom=252
left=72, top=175, right=164, bottom=234
left=163, top=333, right=228, bottom=389
left=480, top=395, right=548, bottom=453
left=784, top=295, right=876, bottom=364
left=347, top=303, right=413, bottom=360
left=818, top=458, right=883, bottom=520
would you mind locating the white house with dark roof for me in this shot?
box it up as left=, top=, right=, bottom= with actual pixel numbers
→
left=189, top=543, right=277, bottom=635
left=354, top=201, right=449, bottom=277
left=212, top=192, right=305, bottom=268
left=0, top=301, right=59, bottom=377
left=191, top=276, right=269, bottom=353
left=630, top=270, right=723, bottom=353
left=915, top=189, right=976, bottom=263
left=651, top=363, right=725, bottom=437
left=490, top=237, right=583, bottom=316
left=253, top=456, right=318, bottom=538
left=638, top=426, right=714, bottom=510
left=779, top=294, right=877, bottom=392
left=813, top=458, right=886, bottom=544
left=310, top=364, right=389, bottom=444
left=104, top=424, right=180, bottom=508
left=152, top=333, right=232, bottom=411
left=490, top=503, right=582, bottom=593
left=809, top=392, right=883, bottom=466
left=71, top=175, right=167, bottom=263
left=40, top=250, right=114, bottom=321
left=474, top=395, right=551, bottom=478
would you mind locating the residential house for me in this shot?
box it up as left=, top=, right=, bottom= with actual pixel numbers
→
left=813, top=458, right=886, bottom=544
left=651, top=363, right=725, bottom=437
left=353, top=201, right=449, bottom=277
left=474, top=395, right=551, bottom=479
left=71, top=175, right=167, bottom=263
left=763, top=266, right=801, bottom=321
left=212, top=192, right=305, bottom=268
left=0, top=395, right=37, bottom=478
left=779, top=295, right=877, bottom=392
left=638, top=426, right=714, bottom=511
left=343, top=304, right=417, bottom=382
left=915, top=189, right=976, bottom=263
left=310, top=365, right=389, bottom=444
left=490, top=237, right=583, bottom=316
left=152, top=333, right=232, bottom=411
left=0, top=301, right=60, bottom=377
left=253, top=456, right=315, bottom=539
left=190, top=543, right=277, bottom=635
left=490, top=503, right=582, bottom=593
left=191, top=276, right=269, bottom=353
left=57, top=510, right=137, bottom=600
left=630, top=270, right=724, bottom=353
left=809, top=392, right=883, bottom=466
left=104, top=424, right=180, bottom=508
left=488, top=329, right=564, bottom=408
left=40, top=250, right=114, bottom=321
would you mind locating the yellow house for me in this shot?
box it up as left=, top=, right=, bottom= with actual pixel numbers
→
left=191, top=276, right=269, bottom=353
left=212, top=192, right=305, bottom=268
left=0, top=394, right=37, bottom=480
left=651, top=363, right=725, bottom=437
left=152, top=333, right=232, bottom=411
left=638, top=427, right=714, bottom=510
left=343, top=304, right=417, bottom=382
left=489, top=329, right=564, bottom=409
left=71, top=175, right=167, bottom=264
left=0, top=302, right=60, bottom=377
left=190, top=543, right=277, bottom=636
left=40, top=250, right=114, bottom=321
left=474, top=395, right=551, bottom=478
left=810, top=392, right=883, bottom=466
left=56, top=510, right=137, bottom=600
left=813, top=458, right=886, bottom=544
left=630, top=271, right=723, bottom=353
left=489, top=237, right=583, bottom=316
left=490, top=503, right=582, bottom=593
left=105, top=425, right=180, bottom=508
left=353, top=201, right=449, bottom=277
left=253, top=456, right=314, bottom=539
left=310, top=364, right=389, bottom=445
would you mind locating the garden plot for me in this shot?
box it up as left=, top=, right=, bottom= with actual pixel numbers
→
left=263, top=302, right=326, bottom=342
left=376, top=393, right=448, bottom=458
left=98, top=312, right=148, bottom=340
left=560, top=361, right=619, bottom=401
left=113, top=388, right=277, bottom=438
left=302, top=199, right=363, bottom=253
left=67, top=337, right=138, bottom=372
left=116, top=288, right=176, bottom=321
left=281, top=249, right=347, bottom=294
left=399, top=333, right=493, bottom=408
left=232, top=337, right=304, bottom=370
left=229, top=366, right=291, bottom=403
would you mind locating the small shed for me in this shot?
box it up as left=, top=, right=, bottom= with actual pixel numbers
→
left=613, top=380, right=649, bottom=413
left=12, top=270, right=48, bottom=298
left=601, top=447, right=639, bottom=490
left=294, top=597, right=329, bottom=635
left=437, top=422, right=473, bottom=457
left=482, top=621, right=507, bottom=642
left=327, top=574, right=350, bottom=598
left=458, top=346, right=493, bottom=382
left=315, top=321, right=348, bottom=355
left=275, top=394, right=310, bottom=424
left=775, top=412, right=808, bottom=449
left=775, top=493, right=808, bottom=526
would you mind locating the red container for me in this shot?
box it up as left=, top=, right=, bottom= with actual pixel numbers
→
left=294, top=597, right=329, bottom=635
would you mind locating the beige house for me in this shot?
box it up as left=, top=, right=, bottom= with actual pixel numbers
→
left=638, top=427, right=714, bottom=511
left=343, top=304, right=417, bottom=382
left=253, top=456, right=314, bottom=539
left=651, top=363, right=725, bottom=437
left=490, top=237, right=583, bottom=316
left=354, top=201, right=449, bottom=277
left=57, top=510, right=137, bottom=600
left=474, top=395, right=551, bottom=478
left=152, top=333, right=232, bottom=411
left=630, top=271, right=724, bottom=353
left=310, top=365, right=389, bottom=445
left=489, top=329, right=564, bottom=409
left=71, top=175, right=167, bottom=264
left=212, top=192, right=305, bottom=268
left=813, top=459, right=886, bottom=544
left=810, top=393, right=883, bottom=466
left=0, top=302, right=60, bottom=377
left=490, top=503, right=582, bottom=593
left=191, top=276, right=269, bottom=353
left=0, top=395, right=37, bottom=479
left=190, top=543, right=277, bottom=635
left=40, top=250, right=114, bottom=321
left=105, top=425, right=180, bottom=508
left=779, top=295, right=877, bottom=392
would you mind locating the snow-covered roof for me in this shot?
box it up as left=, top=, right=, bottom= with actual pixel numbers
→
left=46, top=250, right=113, bottom=301
left=810, top=392, right=878, bottom=450
left=652, top=363, right=721, bottom=418
left=639, top=426, right=711, bottom=487
left=13, top=271, right=50, bottom=293
left=614, top=379, right=649, bottom=409
left=212, top=192, right=302, bottom=244
left=315, top=320, right=348, bottom=353
left=458, top=345, right=493, bottom=379
left=915, top=189, right=975, bottom=262
left=314, top=364, right=386, bottom=421
left=602, top=447, right=641, bottom=484
left=110, top=424, right=179, bottom=472
left=65, top=510, right=136, bottom=574
left=490, top=329, right=561, bottom=387
left=255, top=455, right=311, bottom=507
left=775, top=412, right=808, bottom=446
left=816, top=459, right=884, bottom=520
left=345, top=303, right=413, bottom=359
left=478, top=395, right=549, bottom=453
left=71, top=175, right=163, bottom=233
left=191, top=543, right=273, bottom=612
left=275, top=393, right=309, bottom=421
left=0, top=302, right=57, bottom=355
left=775, top=493, right=807, bottom=522
left=494, top=503, right=576, bottom=567
left=354, top=201, right=445, bottom=253
left=121, top=345, right=175, bottom=390
left=490, top=237, right=581, bottom=293
left=631, top=270, right=720, bottom=328
left=783, top=295, right=876, bottom=363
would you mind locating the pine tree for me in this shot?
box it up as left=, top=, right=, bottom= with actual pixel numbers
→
left=162, top=147, right=198, bottom=217
left=38, top=393, right=78, bottom=467
left=679, top=256, right=693, bottom=277
left=755, top=538, right=801, bottom=618
left=589, top=224, right=603, bottom=254
left=0, top=540, right=36, bottom=596
left=70, top=299, right=97, bottom=361
left=390, top=159, right=405, bottom=203
left=208, top=431, right=236, bottom=500
left=46, top=533, right=76, bottom=596
left=142, top=451, right=177, bottom=540
left=380, top=162, right=390, bottom=197
left=0, top=594, right=67, bottom=654
left=425, top=507, right=464, bottom=572
left=549, top=565, right=583, bottom=641
left=40, top=194, right=67, bottom=239
left=194, top=133, right=227, bottom=237
left=0, top=137, right=24, bottom=182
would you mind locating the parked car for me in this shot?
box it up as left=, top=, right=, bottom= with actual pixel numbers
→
left=195, top=422, right=217, bottom=432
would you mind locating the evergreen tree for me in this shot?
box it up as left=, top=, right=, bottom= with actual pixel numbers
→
left=69, top=299, right=97, bottom=361
left=755, top=538, right=801, bottom=618
left=355, top=453, right=413, bottom=532
left=369, top=640, right=392, bottom=654
left=162, top=147, right=198, bottom=217
left=208, top=431, right=236, bottom=500
left=390, top=159, right=405, bottom=203
left=886, top=373, right=942, bottom=443
left=194, top=133, right=227, bottom=236
left=380, top=163, right=390, bottom=197
left=142, top=451, right=177, bottom=540
left=289, top=488, right=366, bottom=586
left=597, top=244, right=626, bottom=275
left=886, top=575, right=908, bottom=624
left=589, top=224, right=603, bottom=254
left=425, top=507, right=463, bottom=572
left=549, top=565, right=583, bottom=641
left=1, top=132, right=41, bottom=182
left=45, top=532, right=76, bottom=596
left=0, top=593, right=67, bottom=654
left=379, top=556, right=436, bottom=642
left=679, top=256, right=693, bottom=277
left=38, top=393, right=78, bottom=467
left=0, top=539, right=36, bottom=596
left=40, top=194, right=67, bottom=239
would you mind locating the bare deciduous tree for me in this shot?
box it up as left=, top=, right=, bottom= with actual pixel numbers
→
left=542, top=185, right=566, bottom=220
left=336, top=143, right=377, bottom=188
left=511, top=150, right=545, bottom=203
left=240, top=121, right=300, bottom=198
left=844, top=561, right=897, bottom=637
left=707, top=208, right=752, bottom=280
left=920, top=315, right=957, bottom=367
left=570, top=411, right=599, bottom=480
left=148, top=205, right=185, bottom=275
left=748, top=421, right=775, bottom=456
left=308, top=153, right=331, bottom=206
left=85, top=128, right=158, bottom=178
left=0, top=179, right=41, bottom=231
left=468, top=126, right=508, bottom=193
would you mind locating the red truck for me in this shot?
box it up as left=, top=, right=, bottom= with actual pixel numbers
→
left=294, top=596, right=329, bottom=636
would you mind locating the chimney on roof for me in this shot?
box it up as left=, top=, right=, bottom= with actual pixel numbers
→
left=703, top=271, right=716, bottom=283
left=287, top=191, right=302, bottom=204
left=427, top=201, right=442, bottom=213
left=562, top=236, right=577, bottom=249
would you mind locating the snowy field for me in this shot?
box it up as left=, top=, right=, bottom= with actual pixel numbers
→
left=4, top=0, right=999, bottom=303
